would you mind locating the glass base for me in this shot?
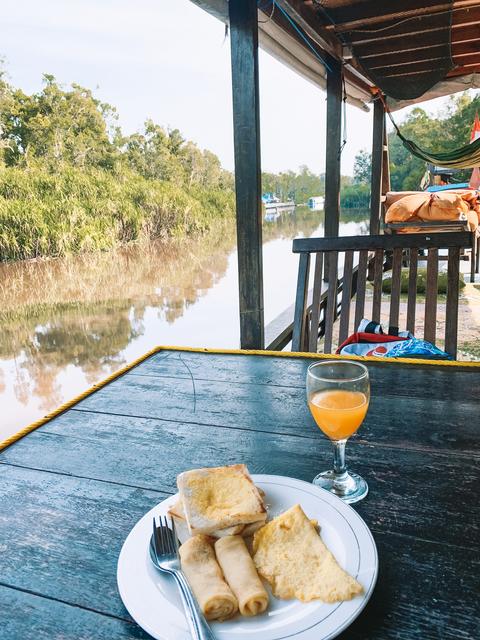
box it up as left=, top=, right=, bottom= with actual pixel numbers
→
left=312, top=470, right=368, bottom=504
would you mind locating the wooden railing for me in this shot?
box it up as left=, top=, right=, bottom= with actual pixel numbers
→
left=265, top=264, right=360, bottom=351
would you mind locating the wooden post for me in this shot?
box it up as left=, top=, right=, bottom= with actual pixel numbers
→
left=382, top=118, right=390, bottom=195
left=324, top=58, right=342, bottom=239
left=229, top=0, right=264, bottom=349
left=370, top=98, right=385, bottom=235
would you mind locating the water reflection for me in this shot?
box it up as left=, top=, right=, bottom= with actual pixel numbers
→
left=0, top=208, right=368, bottom=437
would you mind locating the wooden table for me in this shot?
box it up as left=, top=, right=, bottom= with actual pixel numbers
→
left=1, top=347, right=479, bottom=640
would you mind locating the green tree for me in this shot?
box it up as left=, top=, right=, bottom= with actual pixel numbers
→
left=0, top=74, right=117, bottom=169
left=353, top=149, right=371, bottom=184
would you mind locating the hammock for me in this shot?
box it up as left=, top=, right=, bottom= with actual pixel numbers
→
left=387, top=109, right=480, bottom=169
left=397, top=129, right=480, bottom=169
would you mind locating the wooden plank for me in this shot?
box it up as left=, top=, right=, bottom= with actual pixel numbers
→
left=0, top=464, right=167, bottom=618
left=293, top=232, right=472, bottom=253
left=445, top=247, right=460, bottom=358
left=323, top=251, right=338, bottom=352
left=424, top=248, right=439, bottom=344
left=406, top=248, right=418, bottom=334
left=229, top=0, right=264, bottom=349
left=126, top=350, right=480, bottom=400
left=367, top=40, right=480, bottom=69
left=385, top=220, right=468, bottom=230
left=308, top=253, right=324, bottom=352
left=371, top=249, right=384, bottom=323
left=370, top=99, right=384, bottom=235
left=339, top=250, right=354, bottom=344
left=2, top=412, right=479, bottom=547
left=354, top=250, right=369, bottom=329
left=0, top=585, right=150, bottom=640
left=2, top=347, right=480, bottom=639
left=388, top=248, right=403, bottom=333
left=265, top=302, right=295, bottom=350
left=324, top=58, right=342, bottom=238
left=292, top=253, right=310, bottom=351
left=342, top=532, right=480, bottom=640
left=1, top=529, right=479, bottom=640
left=329, top=0, right=478, bottom=33
left=382, top=61, right=471, bottom=78
left=21, top=387, right=480, bottom=455
left=351, top=11, right=480, bottom=48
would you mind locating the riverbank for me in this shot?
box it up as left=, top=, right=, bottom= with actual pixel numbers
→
left=0, top=166, right=235, bottom=261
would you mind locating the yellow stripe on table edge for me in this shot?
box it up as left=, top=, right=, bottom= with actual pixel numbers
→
left=1, top=344, right=479, bottom=452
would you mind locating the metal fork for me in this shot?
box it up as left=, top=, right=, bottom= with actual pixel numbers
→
left=150, top=516, right=216, bottom=640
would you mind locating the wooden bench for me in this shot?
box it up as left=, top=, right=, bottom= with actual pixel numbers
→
left=384, top=219, right=480, bottom=283
left=292, top=232, right=473, bottom=358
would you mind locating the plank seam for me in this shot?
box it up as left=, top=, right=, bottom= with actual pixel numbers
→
left=7, top=415, right=479, bottom=461
left=0, top=460, right=176, bottom=494
left=0, top=580, right=139, bottom=625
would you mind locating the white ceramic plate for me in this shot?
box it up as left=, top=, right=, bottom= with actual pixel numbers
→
left=117, top=475, right=378, bottom=640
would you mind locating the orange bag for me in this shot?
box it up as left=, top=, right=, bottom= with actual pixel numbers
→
left=419, top=192, right=469, bottom=221
left=385, top=194, right=429, bottom=223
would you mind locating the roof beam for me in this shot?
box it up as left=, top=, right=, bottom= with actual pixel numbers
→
left=372, top=53, right=480, bottom=74
left=349, top=9, right=480, bottom=46
left=325, top=0, right=479, bottom=34
left=352, top=22, right=480, bottom=58
left=365, top=42, right=480, bottom=69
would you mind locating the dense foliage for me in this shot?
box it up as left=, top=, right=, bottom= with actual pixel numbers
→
left=262, top=165, right=325, bottom=203
left=0, top=72, right=235, bottom=260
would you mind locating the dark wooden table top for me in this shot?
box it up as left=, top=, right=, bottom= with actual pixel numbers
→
left=1, top=348, right=479, bottom=640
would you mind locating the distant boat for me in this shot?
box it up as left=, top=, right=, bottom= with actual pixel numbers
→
left=308, top=196, right=324, bottom=210
left=262, top=193, right=295, bottom=221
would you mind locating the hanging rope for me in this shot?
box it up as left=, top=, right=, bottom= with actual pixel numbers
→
left=378, top=92, right=480, bottom=169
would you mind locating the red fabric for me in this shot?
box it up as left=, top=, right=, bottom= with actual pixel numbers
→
left=470, top=113, right=480, bottom=143
left=336, top=332, right=408, bottom=355
left=469, top=166, right=480, bottom=189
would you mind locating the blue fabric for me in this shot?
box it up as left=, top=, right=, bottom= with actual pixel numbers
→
left=387, top=339, right=452, bottom=360
left=426, top=183, right=470, bottom=192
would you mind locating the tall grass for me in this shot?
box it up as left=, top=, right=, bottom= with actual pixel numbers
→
left=0, top=166, right=235, bottom=261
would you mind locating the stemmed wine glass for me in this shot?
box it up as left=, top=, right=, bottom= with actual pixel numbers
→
left=306, top=360, right=370, bottom=504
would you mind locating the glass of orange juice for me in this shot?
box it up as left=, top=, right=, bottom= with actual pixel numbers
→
left=307, top=360, right=370, bottom=503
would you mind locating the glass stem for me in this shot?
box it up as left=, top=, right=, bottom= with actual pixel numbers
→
left=332, top=438, right=348, bottom=480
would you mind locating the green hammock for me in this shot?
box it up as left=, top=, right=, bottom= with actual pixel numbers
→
left=388, top=110, right=480, bottom=169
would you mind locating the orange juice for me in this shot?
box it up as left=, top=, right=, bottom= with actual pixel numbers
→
left=308, top=389, right=369, bottom=440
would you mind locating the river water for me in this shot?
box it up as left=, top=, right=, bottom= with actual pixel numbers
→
left=0, top=208, right=368, bottom=440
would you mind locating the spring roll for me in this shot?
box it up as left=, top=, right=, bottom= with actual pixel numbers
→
left=179, top=535, right=238, bottom=621
left=214, top=535, right=269, bottom=617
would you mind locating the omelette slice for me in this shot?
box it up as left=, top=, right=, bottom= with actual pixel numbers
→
left=252, top=504, right=363, bottom=603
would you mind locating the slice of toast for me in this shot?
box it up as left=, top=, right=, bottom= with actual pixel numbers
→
left=168, top=498, right=244, bottom=538
left=177, top=464, right=266, bottom=535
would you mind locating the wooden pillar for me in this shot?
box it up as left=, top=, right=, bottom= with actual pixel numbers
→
left=381, top=118, right=390, bottom=196
left=370, top=99, right=385, bottom=235
left=324, top=58, right=342, bottom=238
left=229, top=0, right=264, bottom=349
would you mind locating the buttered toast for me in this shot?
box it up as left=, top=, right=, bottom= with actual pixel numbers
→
left=177, top=464, right=267, bottom=535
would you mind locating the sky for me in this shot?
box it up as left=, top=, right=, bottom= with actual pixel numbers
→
left=0, top=0, right=455, bottom=176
